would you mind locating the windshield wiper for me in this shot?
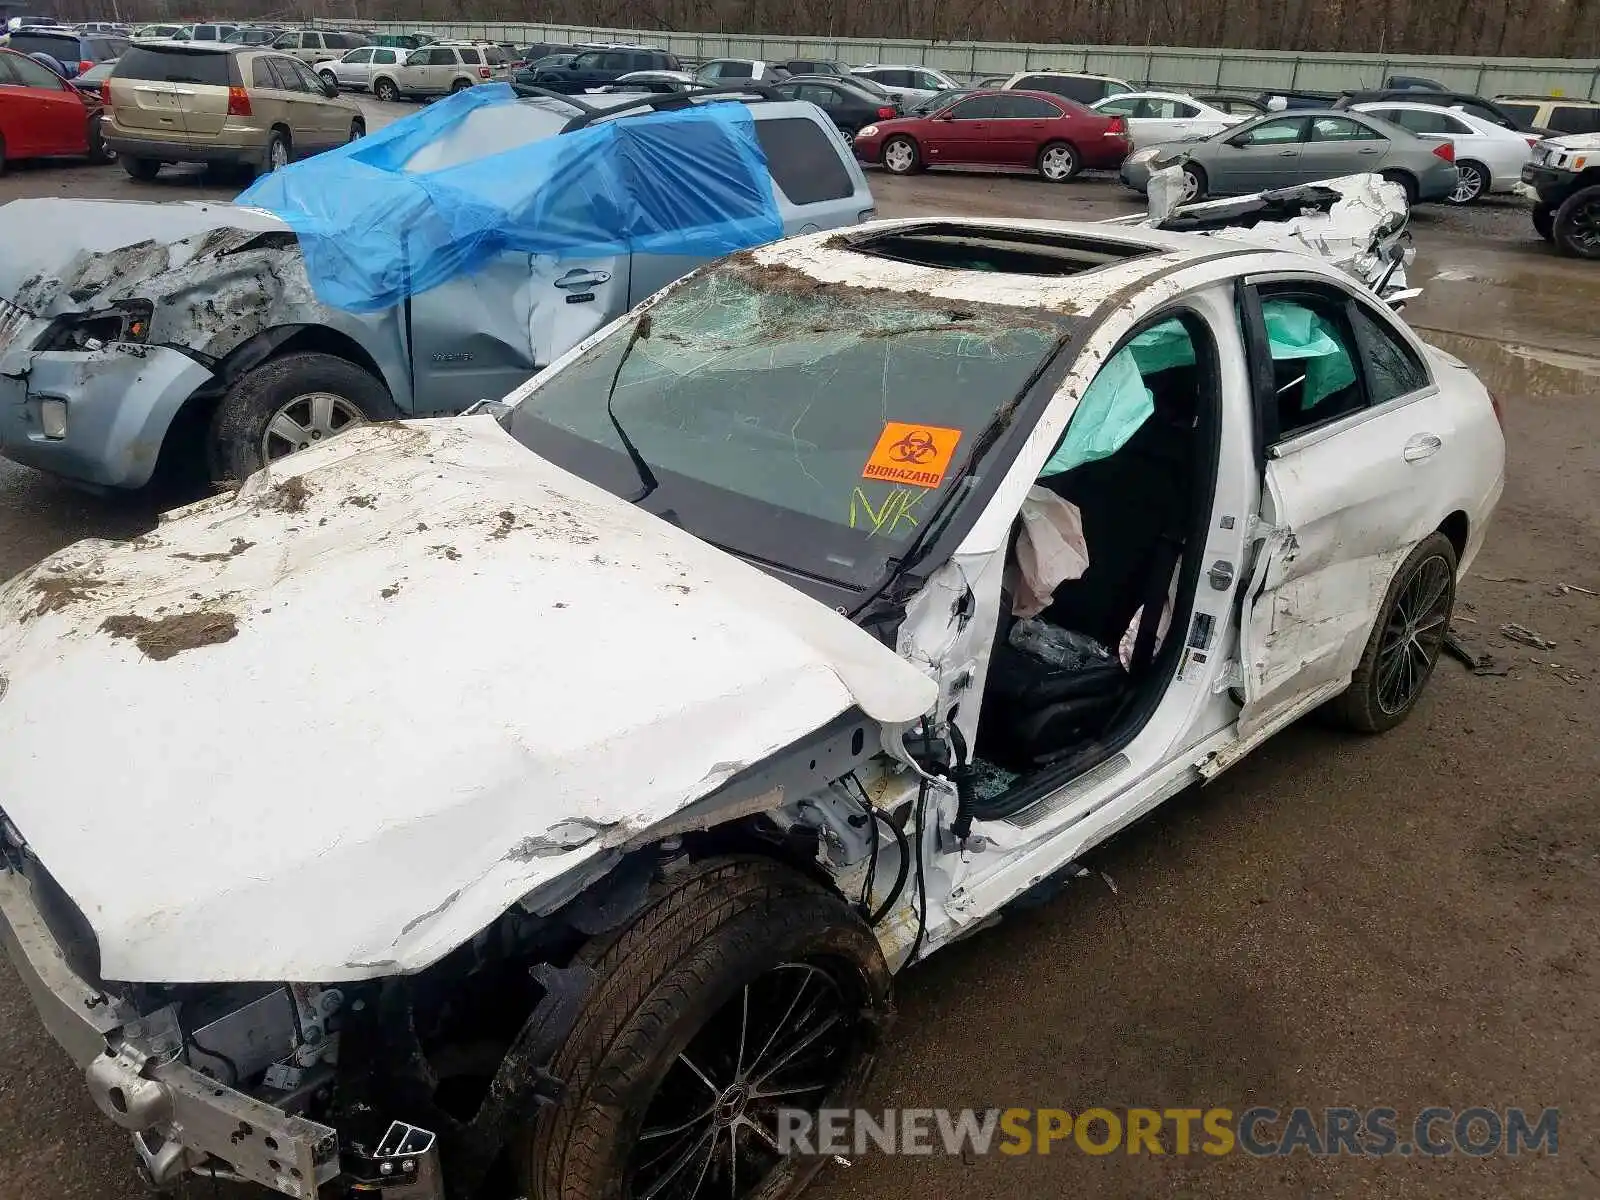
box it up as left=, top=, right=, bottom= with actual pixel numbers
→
left=603, top=311, right=660, bottom=505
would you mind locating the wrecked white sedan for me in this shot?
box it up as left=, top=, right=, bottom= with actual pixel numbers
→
left=0, top=220, right=1504, bottom=1200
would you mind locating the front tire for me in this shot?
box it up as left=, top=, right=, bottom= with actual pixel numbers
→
left=881, top=135, right=920, bottom=175
left=1037, top=140, right=1080, bottom=183
left=1552, top=183, right=1600, bottom=260
left=1328, top=531, right=1457, bottom=734
left=86, top=113, right=115, bottom=163
left=529, top=856, right=892, bottom=1200
left=207, top=351, right=400, bottom=484
left=348, top=119, right=365, bottom=143
left=319, top=69, right=338, bottom=90
left=1532, top=202, right=1555, bottom=242
left=121, top=155, right=160, bottom=181
left=1180, top=162, right=1208, bottom=203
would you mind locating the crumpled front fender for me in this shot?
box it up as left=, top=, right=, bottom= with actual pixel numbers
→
left=0, top=344, right=215, bottom=489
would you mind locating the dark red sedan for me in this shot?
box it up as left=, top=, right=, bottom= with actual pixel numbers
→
left=853, top=88, right=1130, bottom=182
left=0, top=46, right=112, bottom=173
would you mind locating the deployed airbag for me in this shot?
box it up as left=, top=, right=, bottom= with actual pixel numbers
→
left=236, top=84, right=782, bottom=313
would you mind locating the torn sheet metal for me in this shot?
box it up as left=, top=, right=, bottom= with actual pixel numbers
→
left=0, top=417, right=935, bottom=983
left=1118, top=169, right=1412, bottom=295
left=236, top=83, right=783, bottom=313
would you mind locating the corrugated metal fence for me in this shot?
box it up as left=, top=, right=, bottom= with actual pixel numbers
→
left=318, top=18, right=1600, bottom=100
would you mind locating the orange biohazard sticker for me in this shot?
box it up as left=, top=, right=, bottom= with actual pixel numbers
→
left=861, top=422, right=963, bottom=490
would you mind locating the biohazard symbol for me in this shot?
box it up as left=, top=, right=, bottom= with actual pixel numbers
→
left=861, top=422, right=962, bottom=489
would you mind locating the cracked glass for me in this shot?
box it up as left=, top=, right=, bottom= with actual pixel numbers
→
left=507, top=265, right=1070, bottom=587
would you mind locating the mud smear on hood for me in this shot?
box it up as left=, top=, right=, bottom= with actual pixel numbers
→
left=28, top=570, right=106, bottom=618
left=101, top=610, right=239, bottom=661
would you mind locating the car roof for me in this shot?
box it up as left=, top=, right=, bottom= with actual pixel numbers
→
left=756, top=219, right=1321, bottom=313
left=406, top=90, right=822, bottom=171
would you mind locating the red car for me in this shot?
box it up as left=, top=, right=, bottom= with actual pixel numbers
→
left=0, top=46, right=112, bottom=173
left=853, top=88, right=1130, bottom=182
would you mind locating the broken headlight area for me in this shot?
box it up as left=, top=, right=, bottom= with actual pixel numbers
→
left=33, top=299, right=154, bottom=352
left=102, top=921, right=596, bottom=1197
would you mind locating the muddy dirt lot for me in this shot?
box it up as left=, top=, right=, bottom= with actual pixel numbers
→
left=1, top=96, right=1597, bottom=1200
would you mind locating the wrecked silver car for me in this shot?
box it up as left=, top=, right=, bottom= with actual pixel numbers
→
left=0, top=221, right=1503, bottom=1200
left=0, top=84, right=872, bottom=490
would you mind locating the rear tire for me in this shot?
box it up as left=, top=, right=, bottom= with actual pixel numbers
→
left=207, top=351, right=400, bottom=484
left=528, top=856, right=892, bottom=1200
left=1327, top=531, right=1457, bottom=734
left=0, top=133, right=9, bottom=176
left=374, top=77, right=399, bottom=103
left=259, top=129, right=290, bottom=176
left=1532, top=202, right=1555, bottom=242
left=1447, top=160, right=1487, bottom=205
left=1380, top=169, right=1419, bottom=207
left=121, top=155, right=160, bottom=181
left=1037, top=140, right=1080, bottom=183
left=348, top=119, right=365, bottom=143
left=450, top=78, right=471, bottom=94
left=86, top=113, right=114, bottom=164
left=881, top=134, right=920, bottom=175
left=1552, top=183, right=1600, bottom=260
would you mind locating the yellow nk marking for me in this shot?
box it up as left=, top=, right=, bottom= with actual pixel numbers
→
left=850, top=487, right=926, bottom=537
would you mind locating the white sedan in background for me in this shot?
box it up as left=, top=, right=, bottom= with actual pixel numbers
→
left=1092, top=91, right=1243, bottom=147
left=323, top=44, right=407, bottom=92
left=1352, top=100, right=1536, bottom=203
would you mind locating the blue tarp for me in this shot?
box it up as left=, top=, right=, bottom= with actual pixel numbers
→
left=236, top=84, right=783, bottom=313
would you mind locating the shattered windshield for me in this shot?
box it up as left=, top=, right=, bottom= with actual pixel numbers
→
left=506, top=261, right=1070, bottom=589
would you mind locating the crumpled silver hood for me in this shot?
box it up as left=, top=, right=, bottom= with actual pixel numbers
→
left=0, top=417, right=936, bottom=983
left=0, top=198, right=292, bottom=317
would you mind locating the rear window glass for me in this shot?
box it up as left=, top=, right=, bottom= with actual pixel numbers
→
left=1548, top=105, right=1600, bottom=134
left=5, top=33, right=79, bottom=56
left=113, top=45, right=234, bottom=85
left=753, top=116, right=853, bottom=204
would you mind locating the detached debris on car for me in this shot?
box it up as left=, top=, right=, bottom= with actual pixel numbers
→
left=1107, top=167, right=1415, bottom=297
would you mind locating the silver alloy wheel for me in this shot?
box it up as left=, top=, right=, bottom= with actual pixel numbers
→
left=262, top=392, right=365, bottom=462
left=1040, top=145, right=1075, bottom=181
left=268, top=137, right=289, bottom=170
left=840, top=127, right=854, bottom=147
left=1450, top=163, right=1484, bottom=204
left=883, top=139, right=914, bottom=173
left=1179, top=166, right=1201, bottom=202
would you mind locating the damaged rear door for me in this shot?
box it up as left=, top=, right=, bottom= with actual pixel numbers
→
left=1235, top=274, right=1458, bottom=737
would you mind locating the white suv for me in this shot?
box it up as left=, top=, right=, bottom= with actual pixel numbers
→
left=322, top=44, right=406, bottom=93
left=1000, top=70, right=1134, bottom=104
left=851, top=62, right=959, bottom=104
left=372, top=40, right=510, bottom=100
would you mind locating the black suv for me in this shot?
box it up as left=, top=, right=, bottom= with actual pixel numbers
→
left=0, top=27, right=127, bottom=75
left=529, top=45, right=681, bottom=93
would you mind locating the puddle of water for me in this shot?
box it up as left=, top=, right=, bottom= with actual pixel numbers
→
left=1423, top=331, right=1600, bottom=401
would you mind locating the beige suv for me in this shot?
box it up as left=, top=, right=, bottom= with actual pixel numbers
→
left=370, top=40, right=509, bottom=101
left=104, top=41, right=363, bottom=180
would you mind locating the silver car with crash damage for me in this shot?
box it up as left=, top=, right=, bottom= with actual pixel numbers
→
left=0, top=217, right=1502, bottom=1200
left=0, top=86, right=872, bottom=490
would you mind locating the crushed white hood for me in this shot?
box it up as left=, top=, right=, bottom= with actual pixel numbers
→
left=0, top=418, right=935, bottom=983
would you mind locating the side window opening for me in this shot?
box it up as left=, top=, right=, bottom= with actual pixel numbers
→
left=1259, top=293, right=1364, bottom=438
left=751, top=116, right=854, bottom=204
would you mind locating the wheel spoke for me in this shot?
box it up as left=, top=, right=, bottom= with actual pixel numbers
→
left=637, top=1126, right=716, bottom=1200
left=309, top=393, right=339, bottom=436
left=267, top=411, right=309, bottom=450
left=752, top=1012, right=842, bottom=1087
left=746, top=967, right=816, bottom=1078
left=640, top=1105, right=717, bottom=1141
left=749, top=1078, right=830, bottom=1101
left=678, top=1052, right=722, bottom=1096
left=737, top=1113, right=784, bottom=1154
left=733, top=984, right=751, bottom=1080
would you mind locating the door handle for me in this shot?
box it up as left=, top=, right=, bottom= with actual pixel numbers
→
left=1277, top=149, right=1296, bottom=156
left=1402, top=433, right=1443, bottom=462
left=554, top=269, right=611, bottom=290
left=1357, top=146, right=1380, bottom=155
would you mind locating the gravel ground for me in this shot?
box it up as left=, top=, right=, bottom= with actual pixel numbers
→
left=0, top=95, right=1596, bottom=1200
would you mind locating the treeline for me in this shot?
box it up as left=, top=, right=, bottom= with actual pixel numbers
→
left=51, top=0, right=1600, bottom=57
